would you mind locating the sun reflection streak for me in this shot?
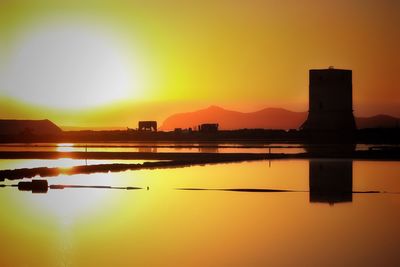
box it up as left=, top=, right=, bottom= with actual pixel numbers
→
left=17, top=173, right=120, bottom=228
left=56, top=143, right=75, bottom=152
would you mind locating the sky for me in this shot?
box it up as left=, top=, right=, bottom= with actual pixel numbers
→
left=0, top=0, right=399, bottom=128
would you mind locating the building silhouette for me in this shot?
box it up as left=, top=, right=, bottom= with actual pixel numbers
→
left=199, top=123, right=219, bottom=133
left=138, top=121, right=157, bottom=132
left=301, top=68, right=356, bottom=140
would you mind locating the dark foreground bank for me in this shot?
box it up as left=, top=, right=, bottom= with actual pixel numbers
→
left=1, top=148, right=400, bottom=181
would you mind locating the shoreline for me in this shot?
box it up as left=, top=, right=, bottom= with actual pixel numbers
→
left=1, top=127, right=399, bottom=144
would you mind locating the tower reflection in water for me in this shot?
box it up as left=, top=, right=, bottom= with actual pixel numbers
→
left=309, top=160, right=353, bottom=204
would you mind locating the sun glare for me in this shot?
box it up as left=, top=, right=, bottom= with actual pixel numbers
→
left=56, top=143, right=75, bottom=152
left=1, top=20, right=141, bottom=110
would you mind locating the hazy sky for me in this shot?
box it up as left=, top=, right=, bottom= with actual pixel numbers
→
left=1, top=0, right=399, bottom=128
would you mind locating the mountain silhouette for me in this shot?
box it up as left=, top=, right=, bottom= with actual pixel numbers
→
left=160, top=106, right=400, bottom=130
left=160, top=105, right=307, bottom=130
left=356, top=114, right=400, bottom=129
left=0, top=119, right=62, bottom=135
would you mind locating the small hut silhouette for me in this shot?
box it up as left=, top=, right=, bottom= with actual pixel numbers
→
left=138, top=121, right=157, bottom=132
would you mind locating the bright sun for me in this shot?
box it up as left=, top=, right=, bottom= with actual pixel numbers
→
left=1, top=21, right=139, bottom=109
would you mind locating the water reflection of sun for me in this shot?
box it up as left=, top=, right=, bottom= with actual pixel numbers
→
left=56, top=143, right=75, bottom=152
left=17, top=173, right=119, bottom=228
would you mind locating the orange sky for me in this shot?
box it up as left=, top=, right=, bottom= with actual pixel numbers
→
left=0, top=0, right=399, bottom=128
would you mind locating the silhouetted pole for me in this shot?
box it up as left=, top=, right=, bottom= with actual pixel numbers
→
left=269, top=147, right=271, bottom=167
left=85, top=144, right=88, bottom=166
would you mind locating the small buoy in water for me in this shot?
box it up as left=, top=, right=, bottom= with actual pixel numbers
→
left=18, top=181, right=32, bottom=191
left=147, top=186, right=149, bottom=190
left=18, top=179, right=48, bottom=194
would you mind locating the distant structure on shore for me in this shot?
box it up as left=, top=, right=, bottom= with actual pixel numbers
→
left=199, top=123, right=219, bottom=133
left=138, top=121, right=157, bottom=132
left=301, top=67, right=356, bottom=135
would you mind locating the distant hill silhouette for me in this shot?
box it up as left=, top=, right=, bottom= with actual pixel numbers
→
left=160, top=106, right=400, bottom=130
left=0, top=119, right=62, bottom=135
left=356, top=114, right=400, bottom=129
left=160, top=105, right=307, bottom=130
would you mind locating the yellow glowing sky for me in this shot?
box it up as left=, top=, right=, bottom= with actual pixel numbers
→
left=0, top=0, right=399, bottom=128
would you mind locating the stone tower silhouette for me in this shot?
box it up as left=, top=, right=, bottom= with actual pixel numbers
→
left=301, top=68, right=356, bottom=134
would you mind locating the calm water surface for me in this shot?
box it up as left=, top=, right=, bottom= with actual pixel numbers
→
left=1, top=157, right=399, bottom=266
left=0, top=142, right=395, bottom=154
left=0, top=142, right=306, bottom=154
